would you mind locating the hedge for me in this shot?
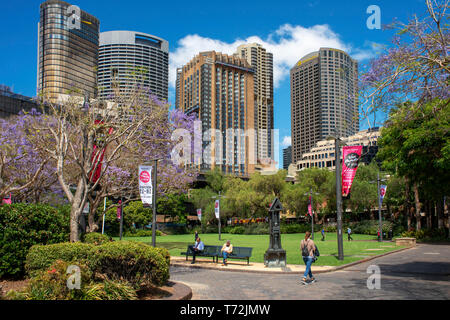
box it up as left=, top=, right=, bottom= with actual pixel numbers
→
left=0, top=203, right=70, bottom=278
left=25, top=241, right=170, bottom=287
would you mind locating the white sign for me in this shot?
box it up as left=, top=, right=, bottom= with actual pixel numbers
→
left=139, top=165, right=153, bottom=205
left=214, top=200, right=220, bottom=219
left=197, top=208, right=202, bottom=221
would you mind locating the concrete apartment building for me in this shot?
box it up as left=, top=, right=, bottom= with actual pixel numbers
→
left=175, top=51, right=256, bottom=177
left=295, top=127, right=380, bottom=172
left=37, top=0, right=100, bottom=103
left=291, top=48, right=359, bottom=163
left=97, top=31, right=169, bottom=102
left=235, top=43, right=274, bottom=162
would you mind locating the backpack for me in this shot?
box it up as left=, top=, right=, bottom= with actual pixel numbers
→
left=301, top=240, right=310, bottom=257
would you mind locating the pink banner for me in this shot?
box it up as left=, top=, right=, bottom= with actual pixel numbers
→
left=342, top=145, right=363, bottom=197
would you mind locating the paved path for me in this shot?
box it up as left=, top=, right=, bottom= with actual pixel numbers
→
left=170, top=243, right=450, bottom=300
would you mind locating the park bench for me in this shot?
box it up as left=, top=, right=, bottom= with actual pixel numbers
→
left=181, top=245, right=253, bottom=265
left=181, top=245, right=220, bottom=262
left=222, top=247, right=253, bottom=265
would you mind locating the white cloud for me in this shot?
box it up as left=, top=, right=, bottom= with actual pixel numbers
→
left=169, top=23, right=375, bottom=89
left=281, top=136, right=291, bottom=148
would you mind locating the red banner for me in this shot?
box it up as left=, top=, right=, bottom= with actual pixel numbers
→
left=342, top=145, right=363, bottom=197
left=307, top=195, right=312, bottom=217
left=89, top=121, right=113, bottom=183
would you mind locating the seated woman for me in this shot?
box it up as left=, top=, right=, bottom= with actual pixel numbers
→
left=221, top=240, right=233, bottom=266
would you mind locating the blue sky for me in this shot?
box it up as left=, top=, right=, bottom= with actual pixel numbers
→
left=0, top=0, right=427, bottom=166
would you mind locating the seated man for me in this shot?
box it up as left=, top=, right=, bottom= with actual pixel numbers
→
left=221, top=240, right=233, bottom=266
left=191, top=237, right=204, bottom=264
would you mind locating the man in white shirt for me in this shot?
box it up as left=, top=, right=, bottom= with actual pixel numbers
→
left=191, top=237, right=204, bottom=264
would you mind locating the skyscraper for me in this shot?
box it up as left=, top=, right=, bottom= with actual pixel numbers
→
left=37, top=0, right=100, bottom=103
left=282, top=146, right=292, bottom=170
left=175, top=51, right=256, bottom=177
left=235, top=43, right=274, bottom=162
left=97, top=31, right=169, bottom=101
left=290, top=48, right=359, bottom=163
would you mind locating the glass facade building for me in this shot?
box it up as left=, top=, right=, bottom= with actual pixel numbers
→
left=37, top=0, right=100, bottom=102
left=97, top=31, right=169, bottom=102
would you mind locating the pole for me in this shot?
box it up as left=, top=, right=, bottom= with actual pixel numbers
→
left=119, top=197, right=123, bottom=240
left=218, top=191, right=222, bottom=241
left=335, top=137, right=344, bottom=260
left=152, top=160, right=158, bottom=247
left=311, top=188, right=314, bottom=240
left=377, top=171, right=383, bottom=242
left=102, top=197, right=106, bottom=235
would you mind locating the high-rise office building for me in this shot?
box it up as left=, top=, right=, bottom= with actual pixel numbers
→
left=175, top=51, right=256, bottom=177
left=37, top=0, right=100, bottom=103
left=235, top=43, right=274, bottom=162
left=97, top=31, right=169, bottom=101
left=290, top=48, right=359, bottom=163
left=282, top=146, right=292, bottom=170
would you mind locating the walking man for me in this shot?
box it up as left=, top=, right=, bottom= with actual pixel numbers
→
left=347, top=227, right=353, bottom=241
left=191, top=237, right=204, bottom=264
left=300, top=231, right=316, bottom=284
left=321, top=228, right=325, bottom=241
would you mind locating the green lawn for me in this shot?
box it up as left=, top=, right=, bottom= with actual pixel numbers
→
left=115, top=232, right=405, bottom=266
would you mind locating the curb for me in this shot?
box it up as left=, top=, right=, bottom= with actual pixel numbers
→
left=170, top=245, right=417, bottom=275
left=158, top=281, right=192, bottom=300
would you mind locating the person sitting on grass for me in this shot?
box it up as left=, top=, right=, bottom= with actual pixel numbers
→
left=221, top=240, right=233, bottom=266
left=191, top=237, right=204, bottom=264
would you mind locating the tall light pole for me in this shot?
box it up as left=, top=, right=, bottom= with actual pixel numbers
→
left=371, top=171, right=386, bottom=242
left=212, top=191, right=225, bottom=241
left=327, top=130, right=344, bottom=261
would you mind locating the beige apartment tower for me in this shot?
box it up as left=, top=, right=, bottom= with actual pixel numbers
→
left=235, top=43, right=274, bottom=162
left=175, top=51, right=255, bottom=177
left=290, top=48, right=359, bottom=163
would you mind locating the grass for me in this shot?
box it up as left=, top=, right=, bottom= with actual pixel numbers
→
left=114, top=232, right=406, bottom=266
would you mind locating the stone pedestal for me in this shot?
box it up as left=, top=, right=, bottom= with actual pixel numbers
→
left=264, top=249, right=287, bottom=268
left=395, top=237, right=416, bottom=246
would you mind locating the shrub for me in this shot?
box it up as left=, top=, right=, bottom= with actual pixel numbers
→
left=229, top=226, right=245, bottom=234
left=84, top=279, right=137, bottom=300
left=82, top=232, right=110, bottom=245
left=25, top=242, right=94, bottom=277
left=25, top=241, right=170, bottom=288
left=0, top=203, right=70, bottom=278
left=123, top=229, right=162, bottom=237
left=7, top=260, right=138, bottom=300
left=9, top=260, right=92, bottom=300
left=401, top=228, right=448, bottom=241
left=350, top=220, right=393, bottom=235
left=91, top=241, right=169, bottom=287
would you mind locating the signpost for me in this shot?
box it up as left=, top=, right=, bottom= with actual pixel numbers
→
left=264, top=198, right=287, bottom=268
left=139, top=161, right=159, bottom=247
left=212, top=191, right=225, bottom=241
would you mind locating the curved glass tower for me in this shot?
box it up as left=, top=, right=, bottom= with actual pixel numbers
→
left=97, top=31, right=169, bottom=101
left=37, top=0, right=100, bottom=102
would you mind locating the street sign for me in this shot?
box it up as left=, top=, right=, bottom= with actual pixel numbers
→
left=214, top=200, right=220, bottom=219
left=139, top=165, right=153, bottom=205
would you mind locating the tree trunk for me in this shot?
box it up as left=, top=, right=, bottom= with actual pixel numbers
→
left=413, top=182, right=421, bottom=231
left=437, top=199, right=444, bottom=229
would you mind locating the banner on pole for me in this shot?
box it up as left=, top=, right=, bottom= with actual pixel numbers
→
left=214, top=200, right=220, bottom=219
left=342, top=145, right=363, bottom=197
left=139, top=165, right=153, bottom=206
left=307, top=195, right=312, bottom=217
left=380, top=185, right=387, bottom=204
left=116, top=200, right=122, bottom=220
left=197, top=208, right=202, bottom=221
